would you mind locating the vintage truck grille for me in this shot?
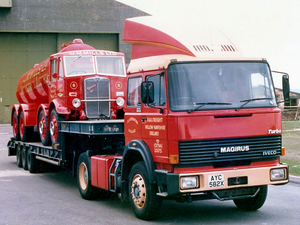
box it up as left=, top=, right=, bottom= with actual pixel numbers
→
left=178, top=135, right=281, bottom=167
left=83, top=77, right=110, bottom=119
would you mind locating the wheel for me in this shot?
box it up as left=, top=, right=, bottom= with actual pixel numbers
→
left=22, top=146, right=28, bottom=170
left=77, top=153, right=98, bottom=200
left=129, top=161, right=162, bottom=220
left=233, top=186, right=268, bottom=211
left=49, top=109, right=63, bottom=144
left=39, top=110, right=51, bottom=146
left=27, top=150, right=38, bottom=173
left=19, top=111, right=33, bottom=142
left=16, top=144, right=23, bottom=168
left=12, top=111, right=20, bottom=141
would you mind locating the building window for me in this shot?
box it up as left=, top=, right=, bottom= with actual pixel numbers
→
left=291, top=98, right=297, bottom=106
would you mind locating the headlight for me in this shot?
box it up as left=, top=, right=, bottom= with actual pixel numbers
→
left=181, top=176, right=198, bottom=189
left=271, top=168, right=286, bottom=181
left=72, top=98, right=81, bottom=108
left=116, top=97, right=125, bottom=106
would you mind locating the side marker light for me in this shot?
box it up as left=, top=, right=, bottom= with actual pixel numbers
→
left=281, top=147, right=286, bottom=156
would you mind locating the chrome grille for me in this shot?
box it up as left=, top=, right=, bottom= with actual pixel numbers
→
left=178, top=135, right=281, bottom=166
left=83, top=77, right=110, bottom=119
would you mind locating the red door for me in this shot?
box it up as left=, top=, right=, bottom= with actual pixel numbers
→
left=140, top=73, right=168, bottom=164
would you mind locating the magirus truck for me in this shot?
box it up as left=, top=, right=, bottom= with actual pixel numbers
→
left=7, top=16, right=289, bottom=220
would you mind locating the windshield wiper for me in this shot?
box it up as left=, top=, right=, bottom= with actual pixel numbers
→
left=188, top=102, right=232, bottom=113
left=236, top=98, right=273, bottom=111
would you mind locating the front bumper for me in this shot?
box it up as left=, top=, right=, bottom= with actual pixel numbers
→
left=155, top=164, right=289, bottom=197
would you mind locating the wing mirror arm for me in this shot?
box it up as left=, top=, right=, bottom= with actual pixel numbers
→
left=272, top=71, right=290, bottom=104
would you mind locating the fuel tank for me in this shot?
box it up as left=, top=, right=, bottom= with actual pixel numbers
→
left=16, top=59, right=50, bottom=105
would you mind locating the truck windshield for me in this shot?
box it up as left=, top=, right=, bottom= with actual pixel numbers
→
left=64, top=56, right=95, bottom=76
left=64, top=56, right=126, bottom=77
left=167, top=61, right=277, bottom=112
left=95, top=56, right=126, bottom=76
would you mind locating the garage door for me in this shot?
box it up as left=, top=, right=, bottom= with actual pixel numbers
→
left=0, top=32, right=118, bottom=123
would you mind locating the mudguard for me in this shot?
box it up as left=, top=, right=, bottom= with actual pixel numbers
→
left=51, top=98, right=71, bottom=115
left=121, top=139, right=156, bottom=201
left=19, top=103, right=37, bottom=127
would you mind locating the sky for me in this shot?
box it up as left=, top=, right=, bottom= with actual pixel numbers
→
left=117, top=0, right=300, bottom=92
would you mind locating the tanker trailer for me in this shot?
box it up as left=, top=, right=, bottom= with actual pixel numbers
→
left=12, top=39, right=127, bottom=146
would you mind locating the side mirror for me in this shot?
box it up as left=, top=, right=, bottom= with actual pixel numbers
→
left=141, top=81, right=154, bottom=104
left=282, top=74, right=290, bottom=103
left=52, top=72, right=59, bottom=79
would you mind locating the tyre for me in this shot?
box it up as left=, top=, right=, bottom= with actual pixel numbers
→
left=22, top=146, right=28, bottom=170
left=19, top=111, right=33, bottom=142
left=12, top=111, right=20, bottom=141
left=129, top=161, right=162, bottom=220
left=39, top=110, right=51, bottom=146
left=77, top=153, right=98, bottom=200
left=16, top=144, right=23, bottom=168
left=233, top=186, right=268, bottom=211
left=27, top=150, right=38, bottom=173
left=49, top=109, right=63, bottom=145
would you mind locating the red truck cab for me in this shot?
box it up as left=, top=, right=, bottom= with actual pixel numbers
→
left=121, top=16, right=288, bottom=219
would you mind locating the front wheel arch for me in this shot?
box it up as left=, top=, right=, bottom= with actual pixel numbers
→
left=122, top=140, right=156, bottom=185
left=121, top=140, right=157, bottom=202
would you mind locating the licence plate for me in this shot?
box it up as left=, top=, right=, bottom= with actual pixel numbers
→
left=208, top=174, right=225, bottom=188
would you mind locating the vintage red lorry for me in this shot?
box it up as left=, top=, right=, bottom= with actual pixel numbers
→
left=11, top=39, right=126, bottom=145
left=8, top=16, right=289, bottom=220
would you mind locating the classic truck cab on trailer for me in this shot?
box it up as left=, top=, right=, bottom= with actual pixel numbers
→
left=12, top=39, right=126, bottom=145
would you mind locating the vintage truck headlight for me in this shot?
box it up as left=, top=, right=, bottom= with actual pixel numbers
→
left=271, top=168, right=286, bottom=181
left=116, top=97, right=125, bottom=106
left=72, top=98, right=81, bottom=108
left=181, top=176, right=198, bottom=189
